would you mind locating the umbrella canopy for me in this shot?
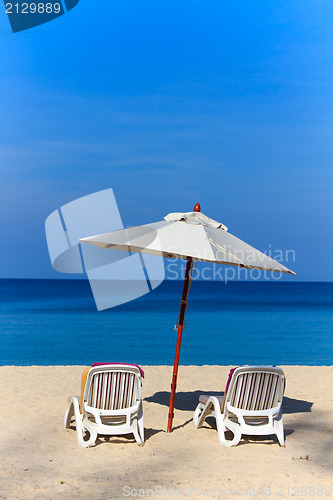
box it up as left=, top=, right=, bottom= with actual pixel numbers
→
left=79, top=204, right=295, bottom=432
left=80, top=210, right=295, bottom=274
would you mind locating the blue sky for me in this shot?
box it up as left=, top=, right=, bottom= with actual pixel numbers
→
left=0, top=0, right=332, bottom=280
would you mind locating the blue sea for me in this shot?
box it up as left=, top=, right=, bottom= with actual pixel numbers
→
left=0, top=280, right=332, bottom=366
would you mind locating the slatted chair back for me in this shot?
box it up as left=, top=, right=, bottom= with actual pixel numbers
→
left=84, top=366, right=141, bottom=412
left=225, top=367, right=285, bottom=413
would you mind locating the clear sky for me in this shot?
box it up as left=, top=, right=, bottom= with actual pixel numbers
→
left=0, top=0, right=332, bottom=280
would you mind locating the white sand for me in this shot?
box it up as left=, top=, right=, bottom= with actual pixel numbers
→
left=0, top=365, right=332, bottom=499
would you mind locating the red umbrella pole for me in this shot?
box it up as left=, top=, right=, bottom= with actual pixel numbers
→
left=167, top=256, right=193, bottom=432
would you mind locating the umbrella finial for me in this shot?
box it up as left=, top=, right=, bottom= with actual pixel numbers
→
left=193, top=203, right=201, bottom=212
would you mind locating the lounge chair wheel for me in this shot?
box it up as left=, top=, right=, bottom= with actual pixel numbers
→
left=193, top=404, right=203, bottom=428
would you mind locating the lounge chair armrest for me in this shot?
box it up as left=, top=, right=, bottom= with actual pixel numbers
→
left=226, top=403, right=282, bottom=428
left=226, top=403, right=281, bottom=417
left=68, top=395, right=81, bottom=404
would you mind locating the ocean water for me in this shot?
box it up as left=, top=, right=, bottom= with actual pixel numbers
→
left=0, top=279, right=332, bottom=366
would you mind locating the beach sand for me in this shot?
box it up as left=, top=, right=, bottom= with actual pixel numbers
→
left=0, top=365, right=332, bottom=499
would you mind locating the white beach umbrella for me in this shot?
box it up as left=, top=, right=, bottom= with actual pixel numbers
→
left=80, top=203, right=295, bottom=431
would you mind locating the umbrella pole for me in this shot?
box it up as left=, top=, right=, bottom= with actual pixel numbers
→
left=167, top=256, right=193, bottom=432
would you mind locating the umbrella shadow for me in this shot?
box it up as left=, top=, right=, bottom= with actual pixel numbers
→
left=282, top=397, right=313, bottom=414
left=144, top=390, right=220, bottom=411
left=144, top=391, right=313, bottom=415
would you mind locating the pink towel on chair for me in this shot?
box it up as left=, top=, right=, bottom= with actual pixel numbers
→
left=91, top=362, right=145, bottom=378
left=225, top=367, right=239, bottom=394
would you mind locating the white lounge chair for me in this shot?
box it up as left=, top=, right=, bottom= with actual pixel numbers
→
left=193, top=366, right=285, bottom=447
left=64, top=363, right=144, bottom=447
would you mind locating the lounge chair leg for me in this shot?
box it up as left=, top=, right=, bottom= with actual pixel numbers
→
left=138, top=419, right=145, bottom=444
left=193, top=401, right=213, bottom=429
left=275, top=415, right=285, bottom=447
left=193, top=403, right=202, bottom=428
left=138, top=404, right=145, bottom=444
left=216, top=418, right=241, bottom=447
left=80, top=426, right=98, bottom=448
left=133, top=425, right=144, bottom=446
left=201, top=397, right=241, bottom=447
left=64, top=401, right=75, bottom=429
left=133, top=401, right=144, bottom=446
left=194, top=397, right=240, bottom=446
left=64, top=397, right=96, bottom=448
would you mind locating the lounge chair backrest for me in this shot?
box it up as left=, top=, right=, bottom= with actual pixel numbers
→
left=83, top=365, right=141, bottom=412
left=225, top=366, right=285, bottom=413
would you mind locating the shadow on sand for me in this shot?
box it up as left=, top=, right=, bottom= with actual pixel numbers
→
left=144, top=390, right=313, bottom=414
